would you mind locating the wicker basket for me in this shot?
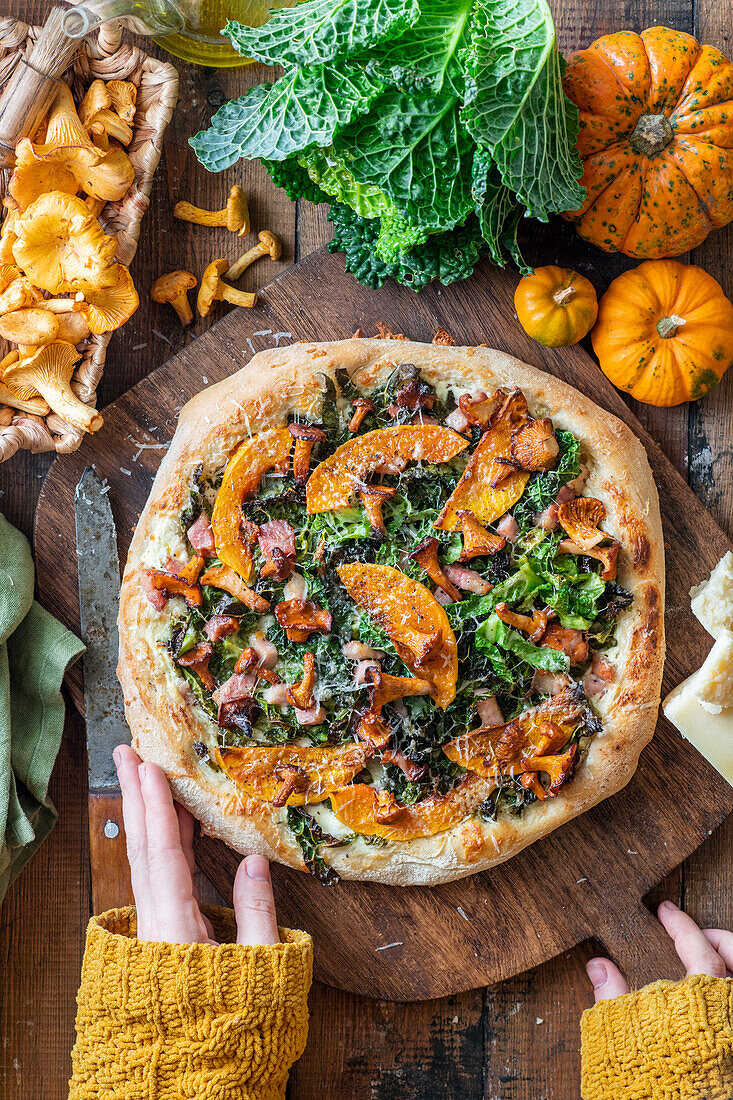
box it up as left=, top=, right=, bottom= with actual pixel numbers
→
left=0, top=17, right=178, bottom=462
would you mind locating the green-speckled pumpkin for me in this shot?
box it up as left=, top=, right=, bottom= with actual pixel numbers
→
left=563, top=27, right=733, bottom=258
left=592, top=260, right=733, bottom=406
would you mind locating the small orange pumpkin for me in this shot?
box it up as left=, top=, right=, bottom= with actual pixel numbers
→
left=592, top=260, right=733, bottom=406
left=563, top=27, right=733, bottom=258
left=514, top=266, right=598, bottom=347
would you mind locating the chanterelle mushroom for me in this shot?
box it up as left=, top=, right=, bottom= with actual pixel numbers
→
left=456, top=510, right=506, bottom=559
left=509, top=418, right=559, bottom=472
left=78, top=80, right=111, bottom=128
left=0, top=362, right=50, bottom=415
left=151, top=270, right=197, bottom=325
left=13, top=192, right=118, bottom=294
left=77, top=265, right=139, bottom=334
left=32, top=83, right=101, bottom=165
left=0, top=307, right=58, bottom=346
left=288, top=422, right=326, bottom=485
left=175, top=185, right=250, bottom=237
left=357, top=483, right=396, bottom=538
left=227, top=230, right=283, bottom=279
left=107, top=80, right=137, bottom=124
left=3, top=341, right=102, bottom=432
left=8, top=139, right=78, bottom=212
left=197, top=259, right=256, bottom=317
left=409, top=537, right=462, bottom=602
left=0, top=265, right=42, bottom=313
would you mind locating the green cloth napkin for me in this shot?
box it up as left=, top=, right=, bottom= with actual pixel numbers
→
left=0, top=513, right=84, bottom=904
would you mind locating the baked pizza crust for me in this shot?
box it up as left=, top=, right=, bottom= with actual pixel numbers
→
left=117, top=338, right=665, bottom=886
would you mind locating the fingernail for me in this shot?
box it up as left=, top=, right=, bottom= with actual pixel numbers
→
left=246, top=855, right=270, bottom=881
left=113, top=748, right=121, bottom=767
left=586, top=959, right=607, bottom=986
left=138, top=762, right=147, bottom=782
left=659, top=900, right=678, bottom=913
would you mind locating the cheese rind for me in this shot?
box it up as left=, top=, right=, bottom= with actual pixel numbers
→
left=690, top=551, right=733, bottom=639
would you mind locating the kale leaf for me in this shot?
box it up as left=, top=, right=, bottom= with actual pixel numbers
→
left=287, top=806, right=341, bottom=884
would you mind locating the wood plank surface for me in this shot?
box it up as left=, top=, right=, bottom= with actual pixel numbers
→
left=1, top=0, right=732, bottom=1095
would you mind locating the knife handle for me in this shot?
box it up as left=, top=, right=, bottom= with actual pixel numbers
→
left=89, top=792, right=134, bottom=914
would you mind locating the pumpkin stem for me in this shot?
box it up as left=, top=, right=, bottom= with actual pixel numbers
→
left=553, top=285, right=576, bottom=307
left=657, top=314, right=686, bottom=339
left=630, top=113, right=674, bottom=157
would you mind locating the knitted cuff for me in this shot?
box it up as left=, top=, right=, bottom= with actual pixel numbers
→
left=581, top=974, right=733, bottom=1100
left=68, top=906, right=312, bottom=1100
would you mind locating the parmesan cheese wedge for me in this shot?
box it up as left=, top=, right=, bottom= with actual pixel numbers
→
left=663, top=630, right=733, bottom=786
left=690, top=551, right=733, bottom=638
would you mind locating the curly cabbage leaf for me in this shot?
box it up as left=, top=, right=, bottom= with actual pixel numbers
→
left=328, top=202, right=485, bottom=290
left=477, top=613, right=570, bottom=672
left=461, top=0, right=584, bottom=219
left=298, top=147, right=396, bottom=219
left=224, top=0, right=419, bottom=69
left=263, top=156, right=332, bottom=204
left=333, top=87, right=475, bottom=232
left=191, top=65, right=383, bottom=168
left=364, top=0, right=473, bottom=95
left=471, top=150, right=530, bottom=271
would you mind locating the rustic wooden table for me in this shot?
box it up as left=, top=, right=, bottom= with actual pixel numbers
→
left=1, top=0, right=731, bottom=1096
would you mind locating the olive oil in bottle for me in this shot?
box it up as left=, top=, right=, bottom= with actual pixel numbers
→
left=155, top=0, right=291, bottom=67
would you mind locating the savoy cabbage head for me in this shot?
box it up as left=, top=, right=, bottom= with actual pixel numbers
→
left=190, top=0, right=584, bottom=290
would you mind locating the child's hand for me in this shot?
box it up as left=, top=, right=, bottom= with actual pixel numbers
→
left=114, top=744, right=279, bottom=947
left=587, top=901, right=733, bottom=1002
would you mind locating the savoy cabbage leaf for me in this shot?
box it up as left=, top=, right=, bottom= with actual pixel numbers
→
left=461, top=0, right=584, bottom=219
left=328, top=202, right=485, bottom=290
left=471, top=149, right=529, bottom=271
left=363, top=0, right=473, bottom=95
left=334, top=87, right=475, bottom=231
left=191, top=65, right=383, bottom=168
left=224, top=0, right=419, bottom=69
left=298, top=146, right=396, bottom=219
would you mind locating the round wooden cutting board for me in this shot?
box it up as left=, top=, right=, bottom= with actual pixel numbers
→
left=35, top=250, right=733, bottom=1001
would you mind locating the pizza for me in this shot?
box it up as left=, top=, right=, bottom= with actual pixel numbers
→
left=117, top=338, right=665, bottom=886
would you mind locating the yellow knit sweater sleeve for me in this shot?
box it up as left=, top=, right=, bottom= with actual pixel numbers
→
left=68, top=906, right=312, bottom=1100
left=581, top=974, right=733, bottom=1100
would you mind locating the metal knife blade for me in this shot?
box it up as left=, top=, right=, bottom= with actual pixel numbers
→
left=75, top=465, right=129, bottom=794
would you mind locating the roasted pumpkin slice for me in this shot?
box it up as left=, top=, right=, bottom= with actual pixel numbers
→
left=329, top=776, right=493, bottom=840
left=212, top=428, right=292, bottom=581
left=443, top=717, right=574, bottom=779
left=216, top=742, right=370, bottom=806
left=435, top=392, right=531, bottom=530
left=306, top=425, right=468, bottom=513
left=337, top=562, right=458, bottom=708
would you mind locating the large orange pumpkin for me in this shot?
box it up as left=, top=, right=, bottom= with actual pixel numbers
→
left=563, top=26, right=733, bottom=258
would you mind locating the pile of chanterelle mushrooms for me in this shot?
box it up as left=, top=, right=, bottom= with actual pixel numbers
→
left=151, top=185, right=283, bottom=324
left=0, top=79, right=140, bottom=435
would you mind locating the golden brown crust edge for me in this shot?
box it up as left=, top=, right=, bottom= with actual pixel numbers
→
left=117, top=339, right=665, bottom=887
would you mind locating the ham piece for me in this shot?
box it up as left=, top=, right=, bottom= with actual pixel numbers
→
left=443, top=563, right=491, bottom=595
left=445, top=407, right=470, bottom=432
left=477, top=695, right=504, bottom=727
left=584, top=652, right=614, bottom=698
left=187, top=513, right=216, bottom=557
left=496, top=513, right=520, bottom=542
left=250, top=633, right=279, bottom=669
left=258, top=519, right=296, bottom=561
left=204, top=615, right=239, bottom=642
left=213, top=672, right=256, bottom=706
left=143, top=569, right=167, bottom=610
